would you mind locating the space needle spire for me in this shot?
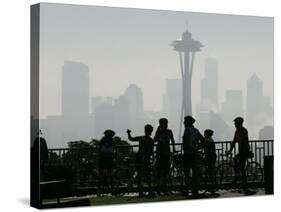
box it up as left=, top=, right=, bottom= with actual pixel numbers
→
left=170, top=24, right=204, bottom=140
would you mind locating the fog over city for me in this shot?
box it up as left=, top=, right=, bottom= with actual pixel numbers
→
left=36, top=3, right=274, bottom=148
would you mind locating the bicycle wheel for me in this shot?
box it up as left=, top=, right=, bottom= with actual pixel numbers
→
left=215, top=162, right=235, bottom=186
left=170, top=154, right=184, bottom=188
left=170, top=165, right=184, bottom=186
left=246, top=161, right=263, bottom=184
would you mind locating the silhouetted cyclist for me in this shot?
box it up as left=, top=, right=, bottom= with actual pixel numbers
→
left=226, top=117, right=254, bottom=194
left=98, top=129, right=115, bottom=193
left=127, top=124, right=154, bottom=197
left=204, top=129, right=217, bottom=194
left=182, top=116, right=205, bottom=197
left=154, top=118, right=176, bottom=195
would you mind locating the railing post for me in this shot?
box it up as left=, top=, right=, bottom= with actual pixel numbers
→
left=264, top=155, right=274, bottom=194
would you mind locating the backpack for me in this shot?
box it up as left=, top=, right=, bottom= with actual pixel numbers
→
left=183, top=128, right=199, bottom=155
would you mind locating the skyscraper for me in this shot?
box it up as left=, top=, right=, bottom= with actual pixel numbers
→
left=94, top=103, right=114, bottom=139
left=59, top=61, right=93, bottom=144
left=246, top=73, right=272, bottom=123
left=91, top=96, right=113, bottom=115
left=246, top=73, right=273, bottom=138
left=124, top=84, right=144, bottom=117
left=113, top=95, right=130, bottom=139
left=123, top=84, right=145, bottom=137
left=196, top=58, right=219, bottom=133
left=61, top=61, right=90, bottom=117
left=209, top=111, right=232, bottom=140
left=221, top=90, right=244, bottom=123
left=247, top=73, right=263, bottom=124
left=201, top=58, right=219, bottom=108
left=163, top=79, right=182, bottom=140
left=163, top=79, right=182, bottom=116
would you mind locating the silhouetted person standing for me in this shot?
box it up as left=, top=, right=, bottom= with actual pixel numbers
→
left=127, top=124, right=154, bottom=197
left=31, top=130, right=49, bottom=206
left=154, top=118, right=176, bottom=195
left=98, top=129, right=115, bottom=193
left=226, top=117, right=254, bottom=194
left=31, top=130, right=49, bottom=181
left=204, top=129, right=217, bottom=194
left=182, top=116, right=205, bottom=197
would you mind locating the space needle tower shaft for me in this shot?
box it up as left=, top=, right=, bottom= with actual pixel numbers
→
left=170, top=24, right=204, bottom=140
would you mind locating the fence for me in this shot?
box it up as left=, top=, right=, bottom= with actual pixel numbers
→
left=47, top=140, right=273, bottom=190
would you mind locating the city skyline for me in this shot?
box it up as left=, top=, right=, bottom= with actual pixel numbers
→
left=39, top=59, right=273, bottom=147
left=41, top=59, right=273, bottom=118
left=39, top=3, right=273, bottom=119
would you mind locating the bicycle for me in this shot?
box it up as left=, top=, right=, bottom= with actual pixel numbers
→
left=169, top=152, right=219, bottom=195
left=197, top=152, right=219, bottom=194
left=114, top=156, right=137, bottom=196
left=169, top=152, right=185, bottom=188
left=215, top=153, right=263, bottom=190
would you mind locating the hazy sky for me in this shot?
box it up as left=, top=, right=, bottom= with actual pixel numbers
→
left=39, top=3, right=273, bottom=118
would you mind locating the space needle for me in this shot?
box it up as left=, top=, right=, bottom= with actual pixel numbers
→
left=170, top=24, right=204, bottom=139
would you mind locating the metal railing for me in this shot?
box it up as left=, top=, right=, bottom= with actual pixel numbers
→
left=46, top=140, right=273, bottom=189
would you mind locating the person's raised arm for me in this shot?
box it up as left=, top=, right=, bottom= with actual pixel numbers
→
left=126, top=129, right=139, bottom=142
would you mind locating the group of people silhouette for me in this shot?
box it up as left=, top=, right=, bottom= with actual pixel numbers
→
left=98, top=115, right=254, bottom=197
